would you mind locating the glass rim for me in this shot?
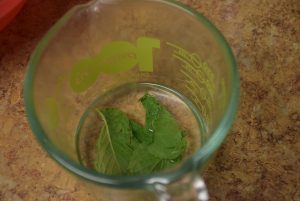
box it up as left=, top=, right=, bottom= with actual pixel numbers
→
left=24, top=0, right=240, bottom=189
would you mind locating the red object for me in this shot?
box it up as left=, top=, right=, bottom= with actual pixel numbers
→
left=0, top=0, right=26, bottom=31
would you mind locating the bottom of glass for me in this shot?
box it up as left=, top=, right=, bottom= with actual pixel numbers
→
left=75, top=82, right=207, bottom=176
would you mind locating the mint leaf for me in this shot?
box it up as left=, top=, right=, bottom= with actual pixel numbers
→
left=140, top=94, right=186, bottom=159
left=94, top=93, right=187, bottom=175
left=130, top=120, right=153, bottom=144
left=127, top=145, right=160, bottom=175
left=153, top=156, right=182, bottom=172
left=94, top=108, right=135, bottom=175
left=128, top=148, right=182, bottom=175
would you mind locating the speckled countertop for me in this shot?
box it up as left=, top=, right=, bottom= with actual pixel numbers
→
left=0, top=0, right=299, bottom=201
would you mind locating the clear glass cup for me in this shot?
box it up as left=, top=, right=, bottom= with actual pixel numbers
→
left=24, top=0, right=239, bottom=200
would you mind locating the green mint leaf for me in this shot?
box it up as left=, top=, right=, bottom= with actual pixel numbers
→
left=153, top=156, right=182, bottom=172
left=127, top=145, right=161, bottom=175
left=94, top=93, right=187, bottom=175
left=140, top=94, right=186, bottom=159
left=130, top=120, right=153, bottom=144
left=94, top=108, right=134, bottom=175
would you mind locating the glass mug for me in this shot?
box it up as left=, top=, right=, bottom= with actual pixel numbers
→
left=24, top=0, right=239, bottom=200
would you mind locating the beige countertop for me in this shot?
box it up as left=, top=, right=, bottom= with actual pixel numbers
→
left=0, top=0, right=299, bottom=200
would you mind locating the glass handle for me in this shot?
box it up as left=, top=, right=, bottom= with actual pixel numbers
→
left=153, top=175, right=209, bottom=201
